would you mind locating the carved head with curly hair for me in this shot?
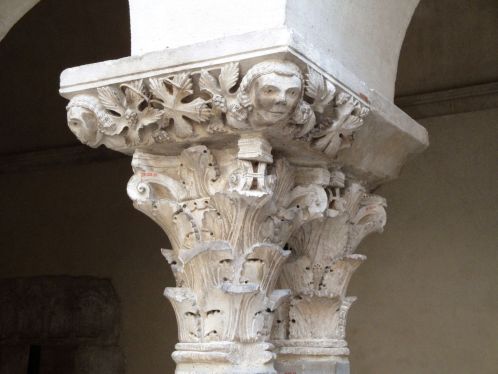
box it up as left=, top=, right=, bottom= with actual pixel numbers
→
left=67, top=95, right=104, bottom=147
left=237, top=60, right=310, bottom=129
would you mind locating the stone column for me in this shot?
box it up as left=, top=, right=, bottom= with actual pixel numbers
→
left=60, top=2, right=428, bottom=372
left=126, top=132, right=330, bottom=373
left=273, top=176, right=387, bottom=373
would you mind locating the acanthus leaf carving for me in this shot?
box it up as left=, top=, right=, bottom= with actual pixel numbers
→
left=273, top=173, right=387, bottom=357
left=57, top=36, right=428, bottom=371
left=63, top=59, right=378, bottom=374
left=125, top=141, right=330, bottom=368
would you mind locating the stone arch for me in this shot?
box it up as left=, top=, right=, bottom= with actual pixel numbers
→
left=0, top=0, right=40, bottom=43
left=3, top=0, right=422, bottom=101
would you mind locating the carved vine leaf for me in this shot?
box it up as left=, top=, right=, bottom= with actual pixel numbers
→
left=178, top=146, right=219, bottom=199
left=334, top=93, right=369, bottom=132
left=199, top=71, right=225, bottom=133
left=310, top=91, right=370, bottom=156
left=306, top=68, right=336, bottom=114
left=199, top=63, right=240, bottom=133
left=97, top=80, right=163, bottom=145
left=149, top=74, right=211, bottom=138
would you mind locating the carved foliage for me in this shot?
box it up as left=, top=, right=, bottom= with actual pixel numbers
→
left=149, top=74, right=211, bottom=138
left=128, top=146, right=327, bottom=254
left=305, top=69, right=370, bottom=156
left=272, top=295, right=357, bottom=342
left=165, top=287, right=290, bottom=344
left=127, top=144, right=328, bottom=347
left=97, top=80, right=163, bottom=144
left=199, top=62, right=240, bottom=133
left=66, top=61, right=369, bottom=159
left=274, top=174, right=386, bottom=344
left=66, top=72, right=211, bottom=150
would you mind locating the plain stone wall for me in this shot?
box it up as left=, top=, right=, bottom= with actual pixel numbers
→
left=348, top=108, right=498, bottom=374
left=129, top=0, right=287, bottom=55
left=0, top=159, right=179, bottom=373
left=0, top=276, right=124, bottom=374
left=395, top=0, right=498, bottom=96
left=128, top=0, right=419, bottom=99
left=285, top=0, right=420, bottom=100
left=0, top=108, right=496, bottom=374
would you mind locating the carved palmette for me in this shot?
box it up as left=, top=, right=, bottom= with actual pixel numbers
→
left=127, top=144, right=329, bottom=345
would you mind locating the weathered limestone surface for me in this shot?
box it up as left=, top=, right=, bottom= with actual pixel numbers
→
left=59, top=3, right=427, bottom=372
left=61, top=54, right=426, bottom=372
left=61, top=49, right=426, bottom=187
left=273, top=177, right=386, bottom=373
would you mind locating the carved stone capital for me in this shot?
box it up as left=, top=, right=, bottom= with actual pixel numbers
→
left=126, top=136, right=330, bottom=373
left=61, top=48, right=425, bottom=372
left=273, top=173, right=387, bottom=373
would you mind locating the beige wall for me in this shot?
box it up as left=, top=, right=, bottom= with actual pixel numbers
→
left=0, top=159, right=178, bottom=373
left=349, top=108, right=498, bottom=373
left=396, top=0, right=498, bottom=96
left=1, top=108, right=497, bottom=373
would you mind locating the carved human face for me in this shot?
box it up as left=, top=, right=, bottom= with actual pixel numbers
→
left=250, top=73, right=302, bottom=126
left=67, top=107, right=101, bottom=147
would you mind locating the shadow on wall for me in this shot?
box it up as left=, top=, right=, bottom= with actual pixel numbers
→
left=0, top=0, right=130, bottom=155
left=0, top=276, right=124, bottom=374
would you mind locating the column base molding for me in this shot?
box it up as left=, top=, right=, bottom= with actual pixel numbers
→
left=275, top=355, right=350, bottom=374
left=273, top=339, right=349, bottom=356
left=274, top=339, right=350, bottom=373
left=173, top=342, right=276, bottom=374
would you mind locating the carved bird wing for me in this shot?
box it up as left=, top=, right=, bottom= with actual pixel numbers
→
left=122, top=79, right=147, bottom=110
left=199, top=70, right=222, bottom=96
left=97, top=86, right=126, bottom=116
left=219, top=62, right=239, bottom=95
left=96, top=86, right=129, bottom=136
left=306, top=68, right=336, bottom=113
